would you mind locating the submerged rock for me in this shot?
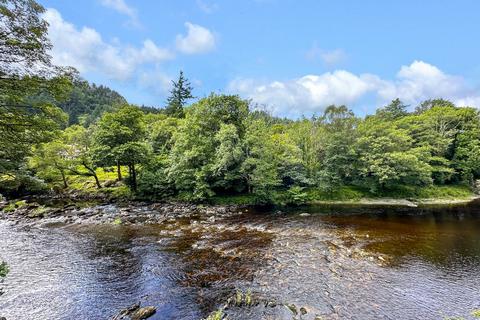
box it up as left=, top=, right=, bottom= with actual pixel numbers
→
left=131, top=306, right=156, bottom=320
left=111, top=303, right=156, bottom=320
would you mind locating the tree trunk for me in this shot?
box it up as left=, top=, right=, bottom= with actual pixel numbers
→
left=117, top=161, right=122, bottom=181
left=60, top=170, right=68, bottom=188
left=83, top=162, right=102, bottom=189
left=93, top=174, right=101, bottom=188
left=131, top=163, right=137, bottom=192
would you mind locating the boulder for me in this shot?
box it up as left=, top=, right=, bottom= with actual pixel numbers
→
left=131, top=306, right=156, bottom=320
left=111, top=303, right=156, bottom=320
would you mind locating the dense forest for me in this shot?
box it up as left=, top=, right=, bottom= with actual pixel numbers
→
left=2, top=0, right=480, bottom=205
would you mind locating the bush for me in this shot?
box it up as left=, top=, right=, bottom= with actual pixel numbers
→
left=285, top=186, right=310, bottom=206
left=0, top=174, right=48, bottom=197
left=308, top=185, right=366, bottom=201
left=136, top=169, right=174, bottom=199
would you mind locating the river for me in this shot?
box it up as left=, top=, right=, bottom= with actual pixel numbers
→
left=1, top=201, right=480, bottom=319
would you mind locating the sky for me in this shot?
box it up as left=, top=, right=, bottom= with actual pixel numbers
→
left=39, top=0, right=480, bottom=118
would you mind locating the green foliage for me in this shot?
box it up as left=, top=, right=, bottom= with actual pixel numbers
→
left=0, top=0, right=73, bottom=195
left=0, top=261, right=8, bottom=277
left=93, top=105, right=148, bottom=190
left=356, top=117, right=432, bottom=192
left=285, top=186, right=310, bottom=205
left=210, top=194, right=257, bottom=205
left=167, top=94, right=249, bottom=200
left=203, top=309, right=225, bottom=320
left=415, top=185, right=473, bottom=199
left=3, top=5, right=480, bottom=209
left=376, top=98, right=408, bottom=120
left=136, top=156, right=174, bottom=199
left=165, top=70, right=194, bottom=118
left=59, top=79, right=127, bottom=125
left=472, top=310, right=480, bottom=318
left=308, top=185, right=366, bottom=201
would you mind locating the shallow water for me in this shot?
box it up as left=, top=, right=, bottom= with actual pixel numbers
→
left=1, top=201, right=480, bottom=319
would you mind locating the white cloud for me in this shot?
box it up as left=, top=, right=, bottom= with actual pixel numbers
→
left=196, top=0, right=219, bottom=14
left=138, top=69, right=172, bottom=95
left=320, top=49, right=348, bottom=66
left=377, top=60, right=465, bottom=104
left=43, top=8, right=173, bottom=80
left=305, top=43, right=347, bottom=66
left=100, top=0, right=140, bottom=28
left=228, top=61, right=480, bottom=117
left=229, top=71, right=380, bottom=117
left=176, top=22, right=216, bottom=54
left=455, top=96, right=480, bottom=108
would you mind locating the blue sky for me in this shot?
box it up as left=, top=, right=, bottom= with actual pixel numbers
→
left=39, top=0, right=480, bottom=117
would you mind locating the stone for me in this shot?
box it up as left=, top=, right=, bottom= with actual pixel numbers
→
left=131, top=306, right=156, bottom=320
left=300, top=306, right=308, bottom=315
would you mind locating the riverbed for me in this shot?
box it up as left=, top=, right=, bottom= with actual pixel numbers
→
left=1, top=201, right=480, bottom=319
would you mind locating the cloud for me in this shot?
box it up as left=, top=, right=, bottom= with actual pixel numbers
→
left=100, top=0, right=140, bottom=28
left=176, top=22, right=216, bottom=54
left=376, top=61, right=464, bottom=103
left=228, top=60, right=480, bottom=117
left=138, top=69, right=172, bottom=95
left=305, top=43, right=347, bottom=66
left=229, top=72, right=381, bottom=117
left=43, top=8, right=173, bottom=80
left=196, top=0, right=219, bottom=14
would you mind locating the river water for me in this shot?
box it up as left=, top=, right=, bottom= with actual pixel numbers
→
left=1, top=201, right=480, bottom=319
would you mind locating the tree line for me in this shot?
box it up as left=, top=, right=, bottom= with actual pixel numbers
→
left=1, top=0, right=480, bottom=203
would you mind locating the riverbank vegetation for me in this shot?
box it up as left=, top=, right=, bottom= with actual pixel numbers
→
left=2, top=0, right=480, bottom=206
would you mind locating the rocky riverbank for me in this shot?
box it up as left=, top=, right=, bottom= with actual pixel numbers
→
left=0, top=195, right=246, bottom=225
left=2, top=192, right=480, bottom=226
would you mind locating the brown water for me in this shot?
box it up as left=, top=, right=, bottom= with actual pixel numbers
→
left=1, top=202, right=480, bottom=319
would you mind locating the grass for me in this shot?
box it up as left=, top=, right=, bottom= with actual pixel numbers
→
left=210, top=194, right=258, bottom=205
left=66, top=167, right=126, bottom=191
left=48, top=166, right=133, bottom=199
left=203, top=309, right=224, bottom=320
left=306, top=185, right=366, bottom=201
left=208, top=184, right=475, bottom=207
left=2, top=200, right=28, bottom=213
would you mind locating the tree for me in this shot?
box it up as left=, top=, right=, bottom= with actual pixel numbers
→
left=240, top=118, right=281, bottom=202
left=63, top=125, right=102, bottom=188
left=165, top=71, right=194, bottom=118
left=30, top=139, right=72, bottom=188
left=167, top=94, right=249, bottom=200
left=376, top=98, right=408, bottom=120
left=316, top=105, right=358, bottom=191
left=356, top=117, right=432, bottom=192
left=0, top=0, right=73, bottom=194
left=415, top=98, right=455, bottom=114
left=0, top=0, right=52, bottom=76
left=59, top=79, right=127, bottom=125
left=145, top=114, right=180, bottom=154
left=92, top=106, right=147, bottom=190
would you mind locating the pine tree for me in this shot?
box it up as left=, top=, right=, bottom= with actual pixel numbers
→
left=165, top=71, right=194, bottom=118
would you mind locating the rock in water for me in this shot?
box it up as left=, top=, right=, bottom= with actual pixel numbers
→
left=131, top=306, right=156, bottom=320
left=111, top=303, right=156, bottom=320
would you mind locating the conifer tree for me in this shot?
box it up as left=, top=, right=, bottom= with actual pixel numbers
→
left=165, top=71, right=194, bottom=118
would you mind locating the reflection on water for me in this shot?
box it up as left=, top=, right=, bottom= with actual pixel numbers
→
left=1, top=201, right=480, bottom=319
